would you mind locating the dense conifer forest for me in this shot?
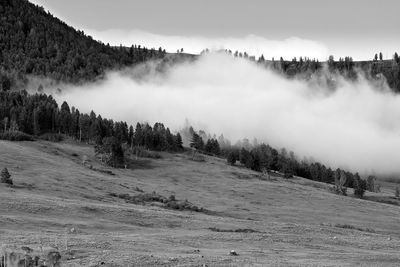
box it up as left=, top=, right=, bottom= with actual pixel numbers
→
left=0, top=0, right=166, bottom=88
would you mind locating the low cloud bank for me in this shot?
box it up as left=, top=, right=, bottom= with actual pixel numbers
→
left=53, top=53, right=400, bottom=175
left=85, top=29, right=329, bottom=60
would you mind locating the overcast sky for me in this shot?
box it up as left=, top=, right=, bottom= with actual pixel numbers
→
left=29, top=0, right=399, bottom=60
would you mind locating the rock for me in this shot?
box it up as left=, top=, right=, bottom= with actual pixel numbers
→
left=21, top=246, right=33, bottom=254
left=47, top=250, right=61, bottom=267
left=333, top=236, right=337, bottom=240
left=229, top=250, right=239, bottom=256
left=388, top=236, right=392, bottom=241
left=70, top=227, right=76, bottom=233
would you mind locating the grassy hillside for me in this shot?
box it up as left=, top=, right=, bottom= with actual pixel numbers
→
left=0, top=140, right=399, bottom=266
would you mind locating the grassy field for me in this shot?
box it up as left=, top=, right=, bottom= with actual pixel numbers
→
left=0, top=140, right=399, bottom=266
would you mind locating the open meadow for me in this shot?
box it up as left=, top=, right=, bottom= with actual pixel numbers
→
left=0, top=140, right=399, bottom=266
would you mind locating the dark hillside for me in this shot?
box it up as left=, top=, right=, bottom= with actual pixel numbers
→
left=0, top=0, right=166, bottom=86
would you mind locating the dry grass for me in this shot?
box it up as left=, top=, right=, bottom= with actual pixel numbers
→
left=0, top=140, right=400, bottom=266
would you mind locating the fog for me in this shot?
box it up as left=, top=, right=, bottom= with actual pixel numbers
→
left=85, top=29, right=329, bottom=60
left=52, top=53, right=400, bottom=175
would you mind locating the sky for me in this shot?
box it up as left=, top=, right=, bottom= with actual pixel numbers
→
left=29, top=0, right=399, bottom=60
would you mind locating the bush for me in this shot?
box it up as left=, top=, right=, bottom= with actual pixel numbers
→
left=131, top=146, right=162, bottom=159
left=0, top=131, right=34, bottom=141
left=284, top=172, right=294, bottom=179
left=39, top=133, right=64, bottom=142
left=1, top=168, right=13, bottom=185
left=353, top=175, right=367, bottom=198
left=227, top=152, right=237, bottom=165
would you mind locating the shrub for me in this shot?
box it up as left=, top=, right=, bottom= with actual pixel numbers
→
left=0, top=131, right=34, bottom=141
left=131, top=146, right=162, bottom=159
left=39, top=133, right=64, bottom=142
left=284, top=172, right=294, bottom=179
left=395, top=187, right=400, bottom=198
left=353, top=175, right=366, bottom=198
left=227, top=152, right=237, bottom=165
left=1, top=168, right=13, bottom=185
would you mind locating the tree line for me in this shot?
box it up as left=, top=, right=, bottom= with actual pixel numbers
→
left=202, top=49, right=400, bottom=92
left=184, top=123, right=370, bottom=198
left=223, top=143, right=369, bottom=198
left=0, top=90, right=183, bottom=167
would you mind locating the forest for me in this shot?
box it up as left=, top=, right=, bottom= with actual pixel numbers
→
left=0, top=0, right=166, bottom=88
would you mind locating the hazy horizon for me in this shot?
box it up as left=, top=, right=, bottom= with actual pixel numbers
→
left=28, top=0, right=399, bottom=61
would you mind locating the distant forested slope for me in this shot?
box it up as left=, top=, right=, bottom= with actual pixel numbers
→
left=0, top=0, right=166, bottom=88
left=0, top=0, right=398, bottom=93
left=208, top=50, right=400, bottom=92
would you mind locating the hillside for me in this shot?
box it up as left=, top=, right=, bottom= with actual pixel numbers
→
left=1, top=140, right=399, bottom=266
left=0, top=0, right=399, bottom=93
left=0, top=0, right=166, bottom=87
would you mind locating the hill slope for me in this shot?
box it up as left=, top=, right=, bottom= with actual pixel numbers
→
left=0, top=140, right=399, bottom=266
left=1, top=0, right=399, bottom=93
left=0, top=0, right=166, bottom=86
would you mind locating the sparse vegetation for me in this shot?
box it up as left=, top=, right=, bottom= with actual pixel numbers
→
left=334, top=224, right=375, bottom=233
left=208, top=227, right=260, bottom=233
left=0, top=130, right=34, bottom=141
left=109, top=191, right=206, bottom=212
left=39, top=133, right=64, bottom=142
left=131, top=146, right=162, bottom=159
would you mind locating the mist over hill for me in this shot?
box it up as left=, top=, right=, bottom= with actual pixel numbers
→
left=48, top=53, right=400, bottom=176
left=0, top=0, right=400, bottom=177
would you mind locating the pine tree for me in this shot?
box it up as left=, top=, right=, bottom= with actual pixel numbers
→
left=175, top=133, right=183, bottom=150
left=1, top=168, right=12, bottom=185
left=227, top=151, right=236, bottom=165
left=353, top=173, right=366, bottom=198
left=128, top=125, right=134, bottom=148
left=394, top=52, right=399, bottom=64
left=190, top=132, right=204, bottom=150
